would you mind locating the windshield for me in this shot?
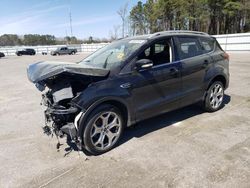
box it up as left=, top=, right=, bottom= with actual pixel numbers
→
left=79, top=39, right=146, bottom=69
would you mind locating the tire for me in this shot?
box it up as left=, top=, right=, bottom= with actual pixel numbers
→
left=71, top=51, right=75, bottom=55
left=203, top=81, right=224, bottom=112
left=56, top=53, right=59, bottom=56
left=80, top=104, right=124, bottom=155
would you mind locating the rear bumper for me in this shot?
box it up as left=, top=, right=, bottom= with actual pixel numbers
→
left=226, top=73, right=230, bottom=90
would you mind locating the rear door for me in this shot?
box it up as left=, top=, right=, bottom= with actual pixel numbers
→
left=60, top=47, right=67, bottom=54
left=174, top=36, right=213, bottom=107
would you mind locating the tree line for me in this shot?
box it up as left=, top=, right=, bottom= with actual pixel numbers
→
left=0, top=34, right=57, bottom=46
left=0, top=34, right=110, bottom=46
left=129, top=0, right=250, bottom=35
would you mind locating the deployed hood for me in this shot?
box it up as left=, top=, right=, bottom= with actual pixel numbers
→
left=27, top=61, right=109, bottom=83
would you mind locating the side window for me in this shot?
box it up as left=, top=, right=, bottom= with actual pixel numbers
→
left=155, top=44, right=165, bottom=54
left=144, top=47, right=150, bottom=57
left=177, top=37, right=203, bottom=59
left=200, top=37, right=215, bottom=53
left=138, top=39, right=172, bottom=66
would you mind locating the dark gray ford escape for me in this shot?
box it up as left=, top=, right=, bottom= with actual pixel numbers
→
left=27, top=31, right=229, bottom=155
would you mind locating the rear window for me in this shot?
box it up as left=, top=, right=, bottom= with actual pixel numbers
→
left=177, top=37, right=203, bottom=59
left=199, top=37, right=215, bottom=53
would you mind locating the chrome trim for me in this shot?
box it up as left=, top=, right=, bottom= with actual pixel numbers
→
left=74, top=111, right=84, bottom=129
left=141, top=63, right=153, bottom=68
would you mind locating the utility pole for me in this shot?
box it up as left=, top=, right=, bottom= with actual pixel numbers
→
left=69, top=11, right=73, bottom=37
left=68, top=0, right=73, bottom=39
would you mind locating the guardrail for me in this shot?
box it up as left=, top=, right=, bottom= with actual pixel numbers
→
left=0, top=33, right=249, bottom=56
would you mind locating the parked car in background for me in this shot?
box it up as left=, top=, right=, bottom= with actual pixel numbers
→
left=50, top=47, right=77, bottom=56
left=16, top=48, right=36, bottom=56
left=0, top=52, right=5, bottom=58
left=27, top=30, right=229, bottom=155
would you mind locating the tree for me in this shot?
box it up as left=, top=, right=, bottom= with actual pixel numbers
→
left=109, top=25, right=120, bottom=40
left=0, top=34, right=22, bottom=46
left=117, top=2, right=129, bottom=38
left=88, top=36, right=93, bottom=43
left=130, top=1, right=146, bottom=35
left=144, top=0, right=158, bottom=33
left=129, top=0, right=250, bottom=35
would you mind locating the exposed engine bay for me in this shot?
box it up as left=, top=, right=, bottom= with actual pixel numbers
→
left=27, top=61, right=109, bottom=149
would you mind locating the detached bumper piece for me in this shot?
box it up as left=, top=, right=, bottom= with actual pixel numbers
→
left=44, top=105, right=79, bottom=140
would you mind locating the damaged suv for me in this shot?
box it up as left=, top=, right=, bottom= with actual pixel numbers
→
left=27, top=31, right=229, bottom=155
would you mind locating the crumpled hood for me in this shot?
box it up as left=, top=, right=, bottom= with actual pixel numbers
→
left=27, top=61, right=109, bottom=83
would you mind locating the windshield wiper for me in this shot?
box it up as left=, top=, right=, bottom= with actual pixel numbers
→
left=103, top=51, right=113, bottom=69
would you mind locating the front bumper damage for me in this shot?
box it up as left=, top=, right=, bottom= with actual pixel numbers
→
left=27, top=60, right=109, bottom=151
left=42, top=94, right=84, bottom=150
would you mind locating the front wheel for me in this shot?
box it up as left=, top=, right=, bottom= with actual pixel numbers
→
left=203, top=81, right=224, bottom=112
left=81, top=105, right=124, bottom=155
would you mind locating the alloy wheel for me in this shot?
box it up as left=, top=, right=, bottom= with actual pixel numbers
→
left=90, top=111, right=122, bottom=150
left=209, top=83, right=224, bottom=109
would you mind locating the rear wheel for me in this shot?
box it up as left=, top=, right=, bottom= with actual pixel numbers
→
left=203, top=81, right=224, bottom=112
left=81, top=104, right=124, bottom=155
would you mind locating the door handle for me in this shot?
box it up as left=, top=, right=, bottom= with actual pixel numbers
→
left=169, top=67, right=179, bottom=76
left=202, top=60, right=209, bottom=68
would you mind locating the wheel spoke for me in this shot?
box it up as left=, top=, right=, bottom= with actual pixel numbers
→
left=210, top=91, right=214, bottom=98
left=101, top=112, right=111, bottom=126
left=215, top=84, right=220, bottom=93
left=107, top=116, right=119, bottom=129
left=91, top=124, right=102, bottom=137
left=94, top=132, right=105, bottom=149
left=106, top=130, right=118, bottom=146
left=216, top=88, right=223, bottom=96
left=215, top=97, right=220, bottom=108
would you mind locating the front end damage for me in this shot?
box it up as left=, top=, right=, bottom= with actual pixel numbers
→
left=27, top=61, right=109, bottom=150
left=41, top=87, right=82, bottom=149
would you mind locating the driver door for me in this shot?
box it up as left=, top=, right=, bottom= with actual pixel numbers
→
left=130, top=38, right=182, bottom=121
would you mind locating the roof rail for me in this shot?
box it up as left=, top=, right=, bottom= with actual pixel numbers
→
left=149, top=30, right=209, bottom=38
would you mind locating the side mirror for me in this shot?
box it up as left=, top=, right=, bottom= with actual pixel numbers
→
left=135, top=59, right=153, bottom=70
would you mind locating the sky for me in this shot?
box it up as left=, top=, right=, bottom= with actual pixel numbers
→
left=0, top=0, right=145, bottom=39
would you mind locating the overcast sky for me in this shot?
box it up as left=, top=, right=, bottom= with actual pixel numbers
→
left=0, top=0, right=145, bottom=39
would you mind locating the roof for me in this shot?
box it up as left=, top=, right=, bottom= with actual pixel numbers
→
left=121, top=30, right=210, bottom=41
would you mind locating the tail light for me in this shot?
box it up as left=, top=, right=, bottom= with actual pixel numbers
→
left=223, top=53, right=229, bottom=61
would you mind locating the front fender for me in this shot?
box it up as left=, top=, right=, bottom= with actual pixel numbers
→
left=71, top=80, right=135, bottom=128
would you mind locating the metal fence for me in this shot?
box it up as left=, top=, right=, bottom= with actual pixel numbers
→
left=0, top=43, right=108, bottom=56
left=213, top=33, right=250, bottom=51
left=0, top=33, right=250, bottom=56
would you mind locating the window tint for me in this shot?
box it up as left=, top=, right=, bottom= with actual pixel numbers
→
left=138, top=39, right=172, bottom=66
left=200, top=37, right=215, bottom=53
left=177, top=37, right=203, bottom=59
